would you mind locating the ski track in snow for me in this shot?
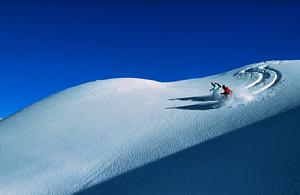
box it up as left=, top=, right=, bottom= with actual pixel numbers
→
left=236, top=61, right=282, bottom=95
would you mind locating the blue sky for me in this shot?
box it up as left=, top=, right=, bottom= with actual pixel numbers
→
left=1, top=0, right=300, bottom=117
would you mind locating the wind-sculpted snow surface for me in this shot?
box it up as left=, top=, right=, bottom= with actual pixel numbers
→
left=0, top=61, right=299, bottom=195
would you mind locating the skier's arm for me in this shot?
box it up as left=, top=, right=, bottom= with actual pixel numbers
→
left=210, top=82, right=215, bottom=91
left=216, top=83, right=221, bottom=88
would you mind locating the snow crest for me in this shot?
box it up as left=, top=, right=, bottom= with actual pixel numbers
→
left=0, top=60, right=300, bottom=195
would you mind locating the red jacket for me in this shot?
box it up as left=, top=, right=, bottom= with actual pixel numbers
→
left=224, top=87, right=232, bottom=95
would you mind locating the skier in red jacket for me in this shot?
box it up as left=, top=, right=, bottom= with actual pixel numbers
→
left=221, top=85, right=232, bottom=98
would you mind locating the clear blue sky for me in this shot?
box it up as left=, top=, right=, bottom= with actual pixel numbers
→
left=1, top=0, right=300, bottom=117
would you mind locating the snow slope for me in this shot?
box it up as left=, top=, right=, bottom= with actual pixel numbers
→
left=0, top=60, right=299, bottom=195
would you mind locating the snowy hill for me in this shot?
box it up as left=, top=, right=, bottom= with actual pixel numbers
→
left=0, top=60, right=299, bottom=194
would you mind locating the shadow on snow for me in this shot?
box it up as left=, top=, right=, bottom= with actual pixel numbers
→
left=167, top=95, right=222, bottom=110
left=169, top=95, right=212, bottom=102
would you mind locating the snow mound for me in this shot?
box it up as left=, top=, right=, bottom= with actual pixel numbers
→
left=0, top=60, right=300, bottom=195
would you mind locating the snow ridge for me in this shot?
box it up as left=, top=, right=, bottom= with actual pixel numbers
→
left=0, top=60, right=299, bottom=195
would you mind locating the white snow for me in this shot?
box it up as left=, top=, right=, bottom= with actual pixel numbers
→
left=0, top=60, right=300, bottom=195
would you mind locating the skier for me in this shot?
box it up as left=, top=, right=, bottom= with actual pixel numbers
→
left=220, top=85, right=232, bottom=98
left=210, top=82, right=221, bottom=100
